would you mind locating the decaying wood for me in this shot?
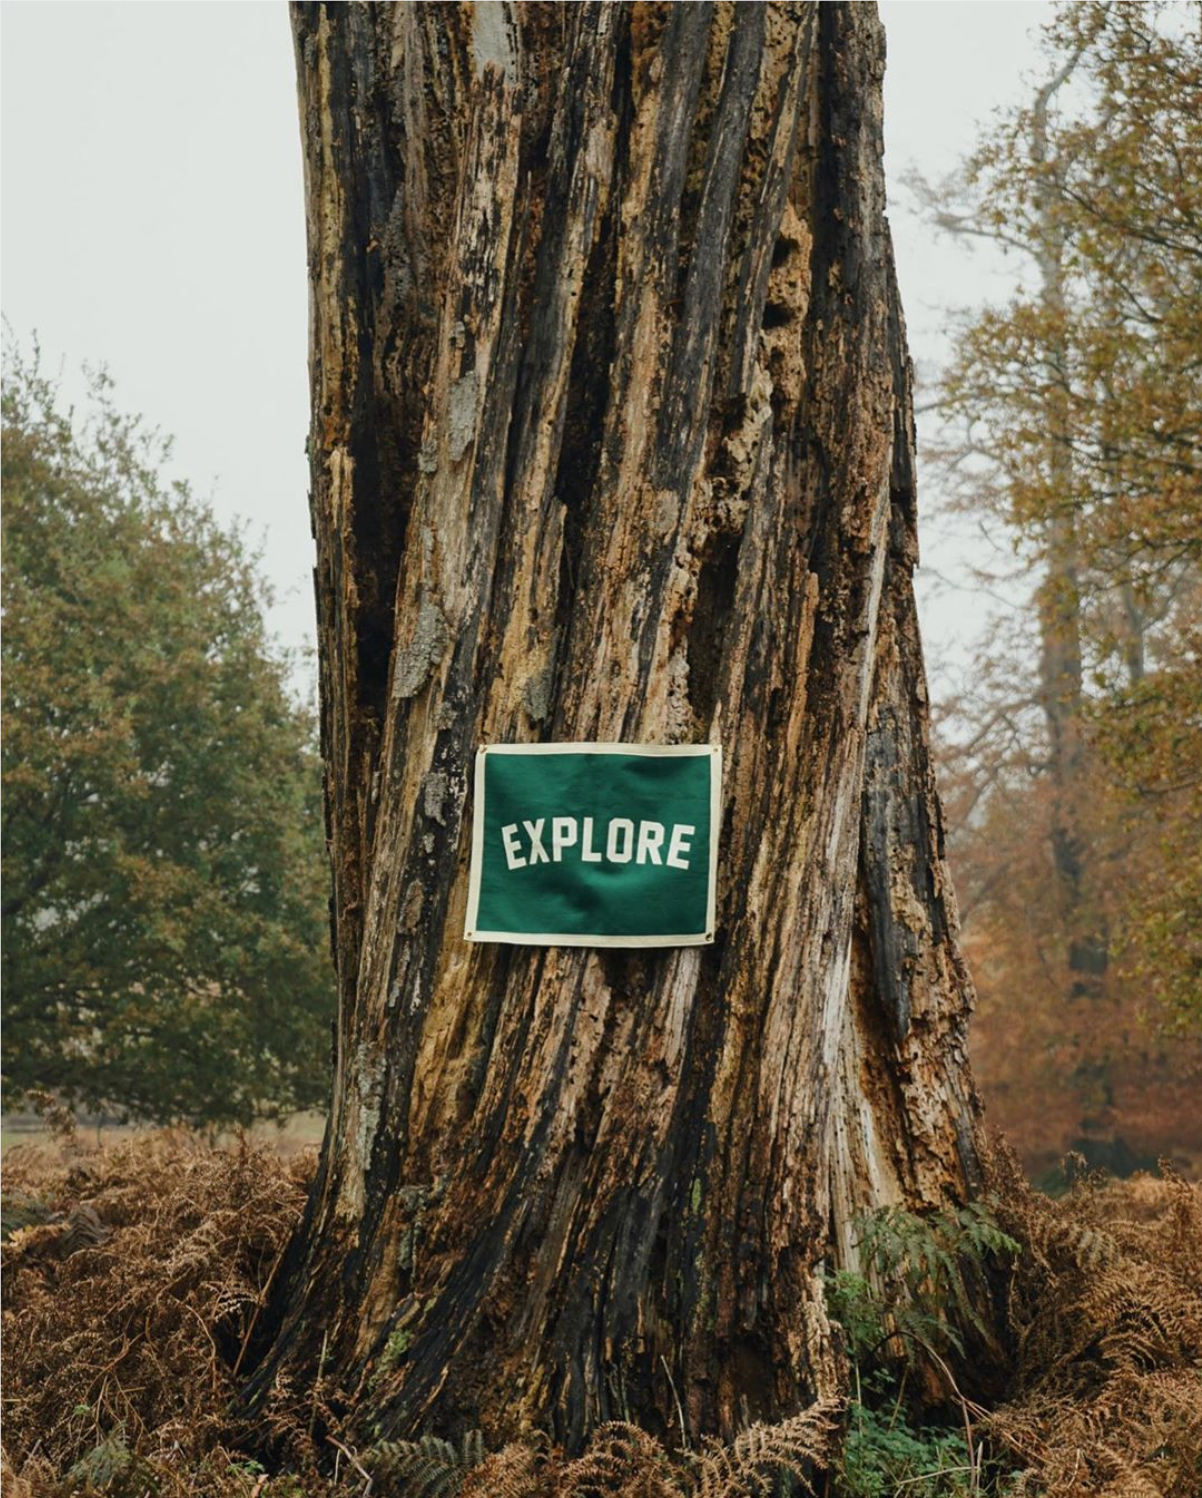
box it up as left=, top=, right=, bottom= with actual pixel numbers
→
left=248, top=0, right=983, bottom=1451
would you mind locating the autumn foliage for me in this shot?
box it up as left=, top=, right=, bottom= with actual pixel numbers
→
left=920, top=0, right=1202, bottom=1174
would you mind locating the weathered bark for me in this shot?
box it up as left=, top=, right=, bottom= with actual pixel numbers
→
left=249, top=0, right=982, bottom=1451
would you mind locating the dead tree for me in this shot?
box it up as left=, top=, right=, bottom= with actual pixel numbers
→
left=249, top=0, right=983, bottom=1451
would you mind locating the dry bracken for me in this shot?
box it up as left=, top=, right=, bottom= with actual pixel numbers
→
left=981, top=1145, right=1202, bottom=1497
left=3, top=1133, right=1199, bottom=1497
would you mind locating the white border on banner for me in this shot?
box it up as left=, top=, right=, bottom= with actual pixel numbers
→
left=464, top=742, right=721, bottom=948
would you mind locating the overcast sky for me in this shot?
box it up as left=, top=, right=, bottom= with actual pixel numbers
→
left=1, top=1, right=1052, bottom=702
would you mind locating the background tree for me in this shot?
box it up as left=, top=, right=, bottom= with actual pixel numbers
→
left=1, top=351, right=334, bottom=1127
left=916, top=0, right=1201, bottom=1169
left=247, top=0, right=984, bottom=1453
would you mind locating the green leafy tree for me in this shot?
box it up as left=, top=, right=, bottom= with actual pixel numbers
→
left=1, top=349, right=334, bottom=1125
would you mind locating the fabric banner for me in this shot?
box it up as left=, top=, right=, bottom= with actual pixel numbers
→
left=464, top=743, right=721, bottom=947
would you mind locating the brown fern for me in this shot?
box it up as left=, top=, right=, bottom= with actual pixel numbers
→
left=458, top=1439, right=555, bottom=1498
left=458, top=1402, right=841, bottom=1498
left=982, top=1140, right=1202, bottom=1498
left=690, top=1400, right=842, bottom=1498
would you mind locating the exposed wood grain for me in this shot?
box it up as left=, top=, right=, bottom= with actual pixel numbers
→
left=245, top=0, right=984, bottom=1451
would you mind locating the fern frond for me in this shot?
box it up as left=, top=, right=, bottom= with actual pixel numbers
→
left=690, top=1399, right=842, bottom=1498
left=559, top=1421, right=681, bottom=1496
left=64, top=1429, right=133, bottom=1491
left=370, top=1429, right=487, bottom=1498
left=459, top=1440, right=549, bottom=1498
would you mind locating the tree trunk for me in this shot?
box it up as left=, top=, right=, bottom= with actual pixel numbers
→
left=250, top=0, right=982, bottom=1451
left=1029, top=60, right=1107, bottom=997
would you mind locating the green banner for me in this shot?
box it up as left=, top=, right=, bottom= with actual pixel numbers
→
left=465, top=744, right=720, bottom=947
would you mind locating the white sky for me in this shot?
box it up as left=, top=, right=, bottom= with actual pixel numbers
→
left=1, top=0, right=1053, bottom=703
